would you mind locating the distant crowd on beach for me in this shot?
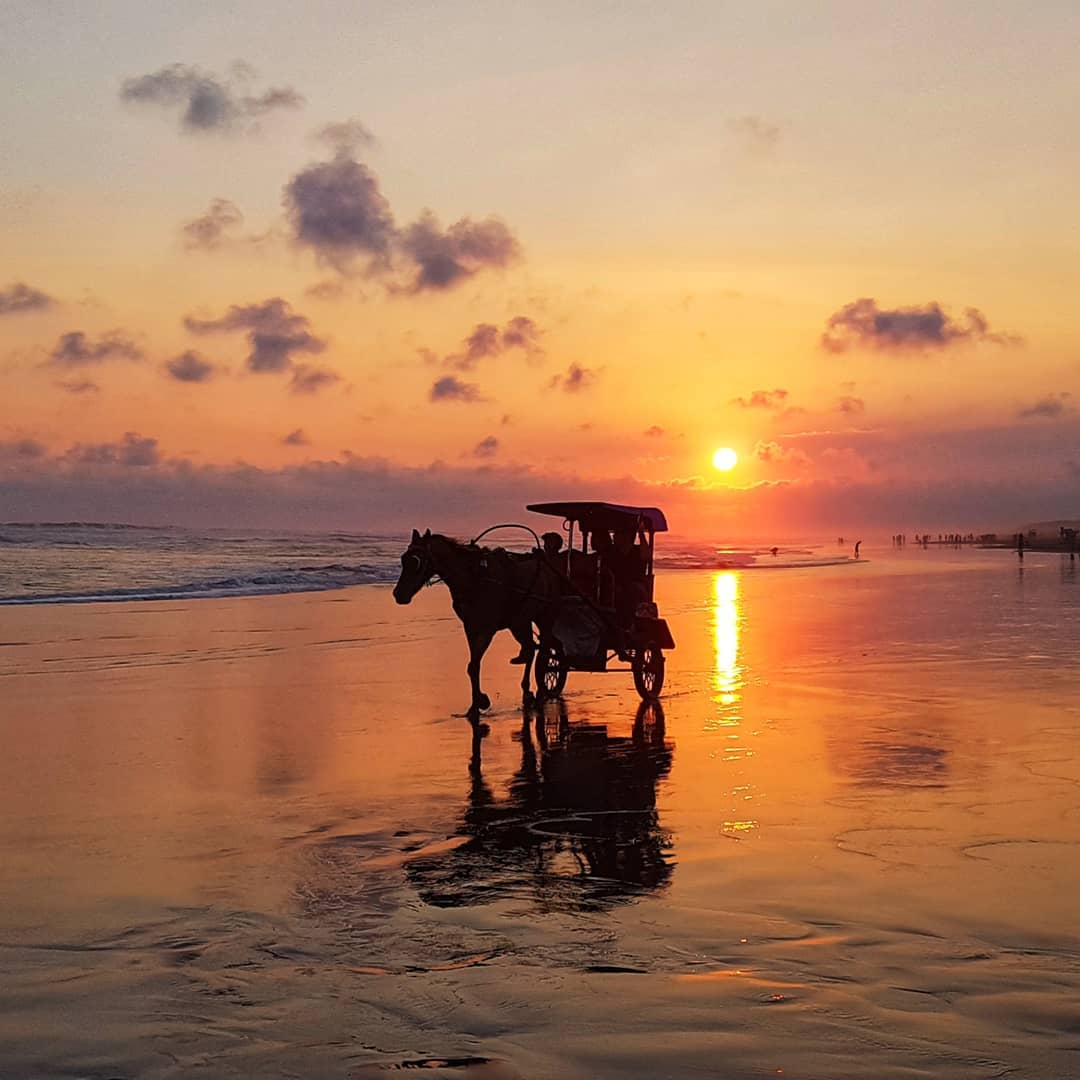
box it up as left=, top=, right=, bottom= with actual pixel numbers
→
left=890, top=533, right=991, bottom=547
left=885, top=528, right=1080, bottom=559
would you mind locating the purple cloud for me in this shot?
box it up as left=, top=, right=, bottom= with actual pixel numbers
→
left=1017, top=393, right=1072, bottom=419
left=430, top=375, right=483, bottom=402
left=549, top=363, right=596, bottom=393
left=181, top=199, right=244, bottom=251
left=48, top=330, right=143, bottom=367
left=398, top=211, right=520, bottom=293
left=165, top=350, right=215, bottom=383
left=289, top=365, right=341, bottom=394
left=184, top=298, right=325, bottom=373
left=472, top=435, right=499, bottom=458
left=822, top=298, right=1021, bottom=353
left=0, top=282, right=55, bottom=316
left=64, top=432, right=160, bottom=467
left=120, top=63, right=303, bottom=134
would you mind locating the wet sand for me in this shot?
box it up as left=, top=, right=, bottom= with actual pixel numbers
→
left=2, top=550, right=1080, bottom=1078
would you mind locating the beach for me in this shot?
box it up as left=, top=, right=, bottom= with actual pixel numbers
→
left=2, top=546, right=1080, bottom=1078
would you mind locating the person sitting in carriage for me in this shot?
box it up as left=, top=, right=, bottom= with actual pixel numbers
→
left=610, top=525, right=649, bottom=625
left=509, top=530, right=565, bottom=664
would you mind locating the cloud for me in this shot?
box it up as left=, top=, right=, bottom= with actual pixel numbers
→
left=472, top=435, right=499, bottom=458
left=181, top=198, right=244, bottom=250
left=397, top=211, right=520, bottom=292
left=0, top=438, right=46, bottom=460
left=8, top=421, right=1080, bottom=536
left=164, top=350, right=215, bottom=383
left=644, top=425, right=666, bottom=438
left=184, top=297, right=325, bottom=373
left=430, top=375, right=483, bottom=402
left=58, top=379, right=99, bottom=394
left=754, top=440, right=810, bottom=466
left=119, top=63, right=303, bottom=134
left=47, top=330, right=143, bottom=367
left=731, top=387, right=789, bottom=409
left=455, top=323, right=501, bottom=369
left=289, top=364, right=340, bottom=394
left=283, top=151, right=397, bottom=273
left=837, top=395, right=865, bottom=414
left=1017, top=392, right=1072, bottom=419
left=728, top=115, right=780, bottom=153
left=447, top=316, right=542, bottom=370
left=549, top=363, right=596, bottom=393
left=0, top=282, right=55, bottom=316
left=821, top=298, right=1021, bottom=353
left=282, top=135, right=521, bottom=289
left=314, top=118, right=376, bottom=155
left=283, top=428, right=309, bottom=446
left=64, top=432, right=160, bottom=467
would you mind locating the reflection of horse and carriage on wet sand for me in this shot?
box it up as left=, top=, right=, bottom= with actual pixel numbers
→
left=408, top=698, right=674, bottom=912
left=393, top=501, right=677, bottom=717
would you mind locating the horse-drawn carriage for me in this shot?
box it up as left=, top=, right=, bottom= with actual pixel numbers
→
left=525, top=501, right=676, bottom=702
left=393, top=501, right=676, bottom=716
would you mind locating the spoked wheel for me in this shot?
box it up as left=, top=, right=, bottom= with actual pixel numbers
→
left=535, top=639, right=568, bottom=700
left=632, top=646, right=665, bottom=701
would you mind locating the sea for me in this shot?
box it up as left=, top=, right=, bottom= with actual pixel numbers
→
left=0, top=521, right=855, bottom=605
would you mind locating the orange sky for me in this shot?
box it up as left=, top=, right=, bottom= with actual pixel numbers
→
left=3, top=3, right=1079, bottom=536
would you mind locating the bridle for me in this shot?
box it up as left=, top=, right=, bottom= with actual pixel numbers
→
left=402, top=541, right=439, bottom=589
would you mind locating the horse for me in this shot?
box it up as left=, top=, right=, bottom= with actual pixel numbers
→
left=393, top=529, right=562, bottom=717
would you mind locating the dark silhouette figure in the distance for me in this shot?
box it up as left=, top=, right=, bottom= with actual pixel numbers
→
left=407, top=700, right=674, bottom=912
left=854, top=540, right=862, bottom=559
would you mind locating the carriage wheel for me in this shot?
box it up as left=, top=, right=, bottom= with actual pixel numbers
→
left=535, top=640, right=568, bottom=700
left=632, top=647, right=665, bottom=701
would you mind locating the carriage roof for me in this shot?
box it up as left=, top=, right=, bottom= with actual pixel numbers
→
left=526, top=501, right=669, bottom=533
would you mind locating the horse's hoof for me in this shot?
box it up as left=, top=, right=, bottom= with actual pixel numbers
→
left=476, top=693, right=491, bottom=711
left=522, top=690, right=536, bottom=708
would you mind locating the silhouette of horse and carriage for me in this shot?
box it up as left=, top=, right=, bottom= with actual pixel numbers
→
left=393, top=501, right=676, bottom=717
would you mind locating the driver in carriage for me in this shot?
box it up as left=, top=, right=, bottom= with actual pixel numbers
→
left=609, top=525, right=649, bottom=624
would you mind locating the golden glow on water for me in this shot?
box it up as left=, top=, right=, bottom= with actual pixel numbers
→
left=711, top=571, right=743, bottom=713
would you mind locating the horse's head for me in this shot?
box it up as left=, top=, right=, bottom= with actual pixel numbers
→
left=393, top=528, right=436, bottom=604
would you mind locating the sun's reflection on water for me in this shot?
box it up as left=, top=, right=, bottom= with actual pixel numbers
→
left=710, top=571, right=756, bottom=836
left=712, top=571, right=743, bottom=717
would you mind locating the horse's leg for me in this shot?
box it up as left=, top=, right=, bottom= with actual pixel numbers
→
left=510, top=621, right=536, bottom=705
left=466, top=625, right=495, bottom=716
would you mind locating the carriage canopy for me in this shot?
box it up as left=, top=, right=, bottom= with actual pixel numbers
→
left=526, top=501, right=669, bottom=534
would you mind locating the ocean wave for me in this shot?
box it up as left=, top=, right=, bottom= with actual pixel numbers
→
left=0, top=563, right=397, bottom=606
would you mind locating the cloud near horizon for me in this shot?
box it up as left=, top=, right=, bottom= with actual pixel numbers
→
left=1017, top=392, right=1072, bottom=419
left=120, top=63, right=304, bottom=134
left=62, top=432, right=160, bottom=467
left=731, top=388, right=789, bottom=409
left=821, top=298, right=1021, bottom=353
left=4, top=438, right=1077, bottom=538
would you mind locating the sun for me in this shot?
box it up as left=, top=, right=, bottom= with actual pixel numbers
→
left=712, top=447, right=738, bottom=471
